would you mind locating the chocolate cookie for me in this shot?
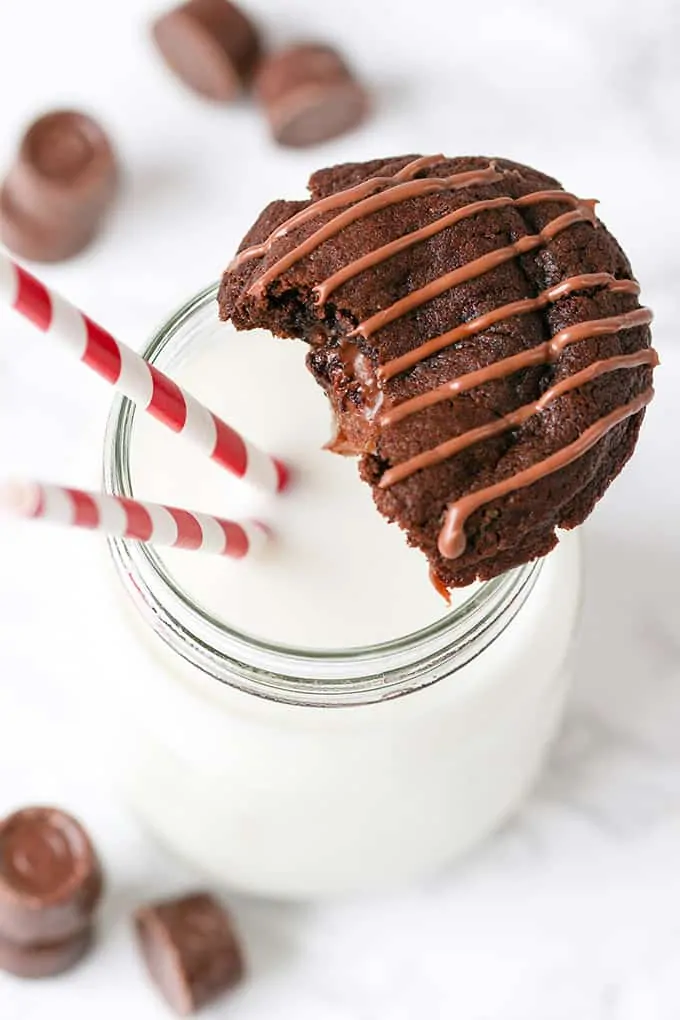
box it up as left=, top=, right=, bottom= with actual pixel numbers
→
left=219, top=154, right=657, bottom=588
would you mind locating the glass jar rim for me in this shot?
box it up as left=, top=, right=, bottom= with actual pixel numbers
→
left=103, top=283, right=541, bottom=707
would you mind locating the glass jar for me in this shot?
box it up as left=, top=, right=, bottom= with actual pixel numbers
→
left=103, top=285, right=582, bottom=899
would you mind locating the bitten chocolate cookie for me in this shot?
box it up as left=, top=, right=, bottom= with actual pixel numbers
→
left=219, top=154, right=657, bottom=589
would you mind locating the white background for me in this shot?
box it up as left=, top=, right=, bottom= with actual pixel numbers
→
left=0, top=0, right=679, bottom=1017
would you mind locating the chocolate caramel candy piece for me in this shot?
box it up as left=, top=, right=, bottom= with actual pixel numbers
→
left=153, top=0, right=261, bottom=101
left=0, top=807, right=103, bottom=946
left=254, top=43, right=370, bottom=147
left=0, top=110, right=119, bottom=263
left=0, top=927, right=93, bottom=980
left=134, top=893, right=244, bottom=1015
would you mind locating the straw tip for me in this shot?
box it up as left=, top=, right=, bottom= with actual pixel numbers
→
left=0, top=480, right=41, bottom=518
left=274, top=459, right=292, bottom=493
left=248, top=520, right=273, bottom=554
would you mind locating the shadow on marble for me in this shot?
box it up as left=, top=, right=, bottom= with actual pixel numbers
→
left=230, top=895, right=314, bottom=982
left=569, top=529, right=679, bottom=732
left=369, top=74, right=414, bottom=115
left=535, top=529, right=680, bottom=837
left=433, top=531, right=680, bottom=872
left=121, top=161, right=195, bottom=217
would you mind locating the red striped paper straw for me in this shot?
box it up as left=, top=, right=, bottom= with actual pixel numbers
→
left=1, top=480, right=268, bottom=559
left=0, top=250, right=288, bottom=493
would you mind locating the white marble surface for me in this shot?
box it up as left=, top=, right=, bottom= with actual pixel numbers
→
left=0, top=0, right=679, bottom=1016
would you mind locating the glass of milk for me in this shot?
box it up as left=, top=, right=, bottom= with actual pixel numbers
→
left=103, top=284, right=582, bottom=898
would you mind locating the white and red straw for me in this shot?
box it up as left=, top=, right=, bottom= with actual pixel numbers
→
left=0, top=250, right=288, bottom=494
left=1, top=480, right=268, bottom=559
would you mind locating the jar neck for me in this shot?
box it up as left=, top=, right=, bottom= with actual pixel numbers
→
left=103, top=284, right=542, bottom=708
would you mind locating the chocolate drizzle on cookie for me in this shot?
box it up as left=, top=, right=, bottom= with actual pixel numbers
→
left=243, top=161, right=506, bottom=296
left=229, top=156, right=657, bottom=562
left=230, top=155, right=447, bottom=270
left=438, top=388, right=653, bottom=559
